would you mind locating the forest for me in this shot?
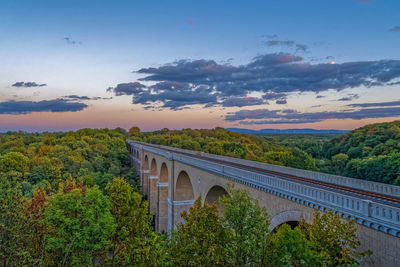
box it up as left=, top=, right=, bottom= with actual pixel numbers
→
left=0, top=127, right=371, bottom=266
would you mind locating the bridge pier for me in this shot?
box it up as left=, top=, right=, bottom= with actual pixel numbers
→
left=157, top=182, right=169, bottom=232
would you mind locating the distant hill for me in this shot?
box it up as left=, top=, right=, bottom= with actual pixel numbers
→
left=317, top=120, right=400, bottom=185
left=226, top=128, right=349, bottom=135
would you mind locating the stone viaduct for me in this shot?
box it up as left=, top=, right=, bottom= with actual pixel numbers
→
left=128, top=141, right=400, bottom=266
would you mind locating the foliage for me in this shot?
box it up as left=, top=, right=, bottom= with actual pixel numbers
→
left=300, top=210, right=371, bottom=266
left=0, top=128, right=135, bottom=195
left=0, top=173, right=31, bottom=266
left=265, top=224, right=316, bottom=267
left=44, top=181, right=115, bottom=266
left=220, top=186, right=270, bottom=266
left=137, top=127, right=318, bottom=170
left=171, top=197, right=232, bottom=266
left=106, top=177, right=154, bottom=266
left=261, top=121, right=400, bottom=185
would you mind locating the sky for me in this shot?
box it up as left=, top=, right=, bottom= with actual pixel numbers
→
left=1, top=0, right=400, bottom=132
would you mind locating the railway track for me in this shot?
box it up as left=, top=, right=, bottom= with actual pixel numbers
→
left=143, top=143, right=400, bottom=206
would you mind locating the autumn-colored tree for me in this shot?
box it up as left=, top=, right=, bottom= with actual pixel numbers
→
left=301, top=210, right=371, bottom=266
left=128, top=126, right=141, bottom=139
left=220, top=187, right=270, bottom=266
left=171, top=197, right=232, bottom=266
left=106, top=177, right=154, bottom=266
left=24, top=187, right=48, bottom=265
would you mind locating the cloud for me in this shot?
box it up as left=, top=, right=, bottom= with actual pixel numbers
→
left=0, top=99, right=88, bottom=114
left=266, top=40, right=308, bottom=52
left=275, top=99, right=287, bottom=105
left=185, top=18, right=194, bottom=24
left=337, top=94, right=359, bottom=101
left=12, top=82, right=47, bottom=87
left=134, top=83, right=217, bottom=110
left=109, top=52, right=400, bottom=110
left=262, top=92, right=287, bottom=100
left=221, top=97, right=265, bottom=107
left=389, top=26, right=400, bottom=32
left=62, top=95, right=112, bottom=101
left=225, top=107, right=400, bottom=124
left=348, top=100, right=400, bottom=107
left=107, top=82, right=146, bottom=96
left=63, top=37, right=82, bottom=45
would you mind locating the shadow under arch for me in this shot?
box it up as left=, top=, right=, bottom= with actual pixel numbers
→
left=204, top=185, right=229, bottom=210
left=269, top=210, right=312, bottom=232
left=175, top=171, right=194, bottom=201
left=159, top=162, right=168, bottom=183
left=150, top=158, right=158, bottom=176
left=143, top=155, right=149, bottom=170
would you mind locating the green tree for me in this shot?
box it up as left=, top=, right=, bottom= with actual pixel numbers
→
left=171, top=197, right=232, bottom=266
left=331, top=153, right=349, bottom=173
left=265, top=224, right=316, bottom=267
left=44, top=183, right=115, bottom=266
left=220, top=187, right=270, bottom=266
left=301, top=210, right=370, bottom=266
left=106, top=177, right=155, bottom=266
left=0, top=173, right=31, bottom=266
left=0, top=152, right=29, bottom=174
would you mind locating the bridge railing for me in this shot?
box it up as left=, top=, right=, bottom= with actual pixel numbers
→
left=129, top=141, right=400, bottom=237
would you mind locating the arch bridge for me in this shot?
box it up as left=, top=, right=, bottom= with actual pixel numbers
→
left=128, top=141, right=400, bottom=266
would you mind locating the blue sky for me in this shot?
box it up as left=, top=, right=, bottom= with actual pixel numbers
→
left=1, top=0, right=400, bottom=131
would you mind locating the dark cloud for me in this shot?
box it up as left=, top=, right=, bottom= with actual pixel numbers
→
left=266, top=40, right=308, bottom=52
left=221, top=97, right=265, bottom=107
left=0, top=99, right=87, bottom=114
left=348, top=100, right=400, bottom=107
left=275, top=99, right=287, bottom=105
left=389, top=26, right=400, bottom=32
left=226, top=107, right=400, bottom=124
left=107, top=82, right=146, bottom=96
left=63, top=95, right=112, bottom=101
left=337, top=94, right=359, bottom=101
left=134, top=83, right=217, bottom=110
left=109, top=52, right=400, bottom=110
left=64, top=37, right=82, bottom=45
left=262, top=92, right=287, bottom=100
left=12, top=82, right=46, bottom=87
left=316, top=95, right=325, bottom=99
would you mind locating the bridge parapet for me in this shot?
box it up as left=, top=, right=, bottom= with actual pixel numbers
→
left=128, top=140, right=400, bottom=237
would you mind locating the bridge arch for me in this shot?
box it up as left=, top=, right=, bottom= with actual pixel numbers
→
left=204, top=185, right=229, bottom=209
left=159, top=162, right=168, bottom=183
left=143, top=155, right=149, bottom=170
left=157, top=162, right=169, bottom=232
left=175, top=171, right=194, bottom=201
left=150, top=158, right=158, bottom=176
left=269, top=210, right=312, bottom=232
